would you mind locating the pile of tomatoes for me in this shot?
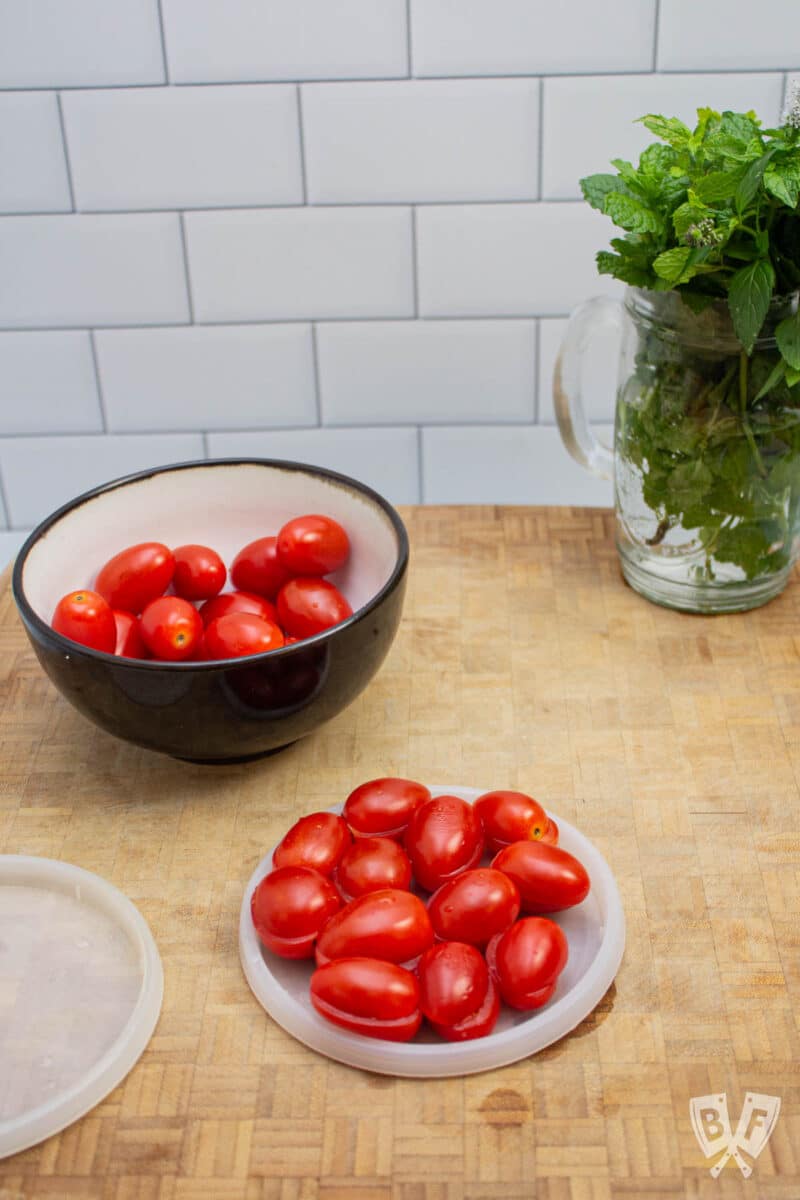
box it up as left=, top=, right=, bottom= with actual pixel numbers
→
left=250, top=779, right=591, bottom=1043
left=50, top=514, right=353, bottom=661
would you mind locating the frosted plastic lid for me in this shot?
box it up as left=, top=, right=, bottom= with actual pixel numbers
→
left=239, top=786, right=626, bottom=1077
left=0, top=856, right=163, bottom=1159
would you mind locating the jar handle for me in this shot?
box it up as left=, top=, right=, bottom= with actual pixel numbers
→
left=553, top=295, right=621, bottom=481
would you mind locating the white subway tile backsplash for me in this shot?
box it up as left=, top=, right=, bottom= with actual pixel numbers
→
left=659, top=1, right=800, bottom=71
left=317, top=320, right=535, bottom=425
left=537, top=317, right=618, bottom=425
left=0, top=332, right=102, bottom=434
left=303, top=80, right=539, bottom=204
left=62, top=86, right=302, bottom=212
left=0, top=434, right=204, bottom=529
left=185, top=208, right=414, bottom=322
left=207, top=427, right=420, bottom=505
left=542, top=73, right=785, bottom=200
left=417, top=204, right=622, bottom=319
left=162, top=0, right=407, bottom=83
left=0, top=93, right=71, bottom=214
left=95, top=325, right=316, bottom=432
left=0, top=0, right=164, bottom=88
left=411, top=0, right=655, bottom=77
left=422, top=424, right=613, bottom=505
left=0, top=215, right=190, bottom=329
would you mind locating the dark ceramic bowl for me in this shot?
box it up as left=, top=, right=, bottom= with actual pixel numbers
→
left=13, top=459, right=408, bottom=762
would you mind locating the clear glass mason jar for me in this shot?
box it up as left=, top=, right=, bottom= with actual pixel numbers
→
left=555, top=287, right=800, bottom=613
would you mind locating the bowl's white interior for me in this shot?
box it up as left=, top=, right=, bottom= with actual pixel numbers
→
left=22, top=462, right=402, bottom=625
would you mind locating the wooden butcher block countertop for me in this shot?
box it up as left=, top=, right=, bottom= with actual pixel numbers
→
left=1, top=505, right=799, bottom=1200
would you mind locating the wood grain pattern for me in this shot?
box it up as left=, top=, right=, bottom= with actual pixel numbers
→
left=1, top=505, right=799, bottom=1199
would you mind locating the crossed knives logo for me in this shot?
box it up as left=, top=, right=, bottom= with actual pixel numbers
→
left=690, top=1093, right=781, bottom=1178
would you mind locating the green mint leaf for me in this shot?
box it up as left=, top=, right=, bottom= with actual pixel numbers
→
left=764, top=165, right=800, bottom=208
left=653, top=246, right=695, bottom=285
left=596, top=251, right=651, bottom=286
left=727, top=259, right=775, bottom=352
left=603, top=192, right=663, bottom=234
left=776, top=311, right=800, bottom=370
left=692, top=170, right=741, bottom=204
left=639, top=143, right=678, bottom=178
left=735, top=150, right=775, bottom=211
left=672, top=202, right=708, bottom=239
left=637, top=114, right=692, bottom=149
left=753, top=357, right=786, bottom=400
left=787, top=366, right=800, bottom=387
left=580, top=173, right=627, bottom=212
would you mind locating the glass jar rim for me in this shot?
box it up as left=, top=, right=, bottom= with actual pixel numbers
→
left=623, top=286, right=799, bottom=351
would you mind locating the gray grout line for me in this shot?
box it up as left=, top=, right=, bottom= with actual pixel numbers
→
left=88, top=330, right=109, bottom=432
left=0, top=314, right=566, bottom=334
left=178, top=212, right=196, bottom=323
left=296, top=86, right=309, bottom=205
left=201, top=432, right=210, bottom=457
left=0, top=196, right=587, bottom=216
left=0, top=67, right=791, bottom=91
left=410, top=207, right=420, bottom=318
left=0, top=418, right=570, bottom=442
left=536, top=77, right=544, bottom=201
left=310, top=323, right=322, bottom=425
left=405, top=0, right=413, bottom=78
left=652, top=0, right=661, bottom=72
left=155, top=0, right=170, bottom=84
left=55, top=93, right=77, bottom=212
left=416, top=426, right=425, bottom=503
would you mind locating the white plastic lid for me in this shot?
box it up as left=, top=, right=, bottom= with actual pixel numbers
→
left=239, top=787, right=625, bottom=1077
left=0, top=856, right=163, bottom=1159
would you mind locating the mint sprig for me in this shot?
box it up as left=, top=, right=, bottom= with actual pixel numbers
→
left=580, top=102, right=800, bottom=369
left=582, top=98, right=800, bottom=584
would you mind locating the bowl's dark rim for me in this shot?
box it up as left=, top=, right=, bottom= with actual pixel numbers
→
left=12, top=457, right=410, bottom=671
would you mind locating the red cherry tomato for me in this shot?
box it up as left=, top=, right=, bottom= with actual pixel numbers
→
left=486, top=917, right=568, bottom=1010
left=273, top=812, right=351, bottom=877
left=404, top=795, right=484, bottom=893
left=540, top=817, right=559, bottom=845
left=277, top=514, right=350, bottom=576
left=430, top=974, right=500, bottom=1042
left=310, top=958, right=421, bottom=1042
left=112, top=609, right=148, bottom=658
left=417, top=942, right=500, bottom=1041
left=187, top=634, right=208, bottom=662
left=343, top=777, right=431, bottom=840
left=52, top=589, right=116, bottom=653
left=230, top=536, right=291, bottom=600
left=474, top=790, right=548, bottom=853
left=427, top=868, right=520, bottom=948
left=139, top=596, right=203, bottom=661
left=416, top=941, right=490, bottom=1027
left=315, top=888, right=433, bottom=968
left=95, top=542, right=174, bottom=614
left=251, top=866, right=341, bottom=959
left=204, top=613, right=284, bottom=659
left=491, top=842, right=590, bottom=914
left=277, top=578, right=352, bottom=639
left=335, top=837, right=412, bottom=900
left=199, top=591, right=279, bottom=628
left=172, top=544, right=226, bottom=600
